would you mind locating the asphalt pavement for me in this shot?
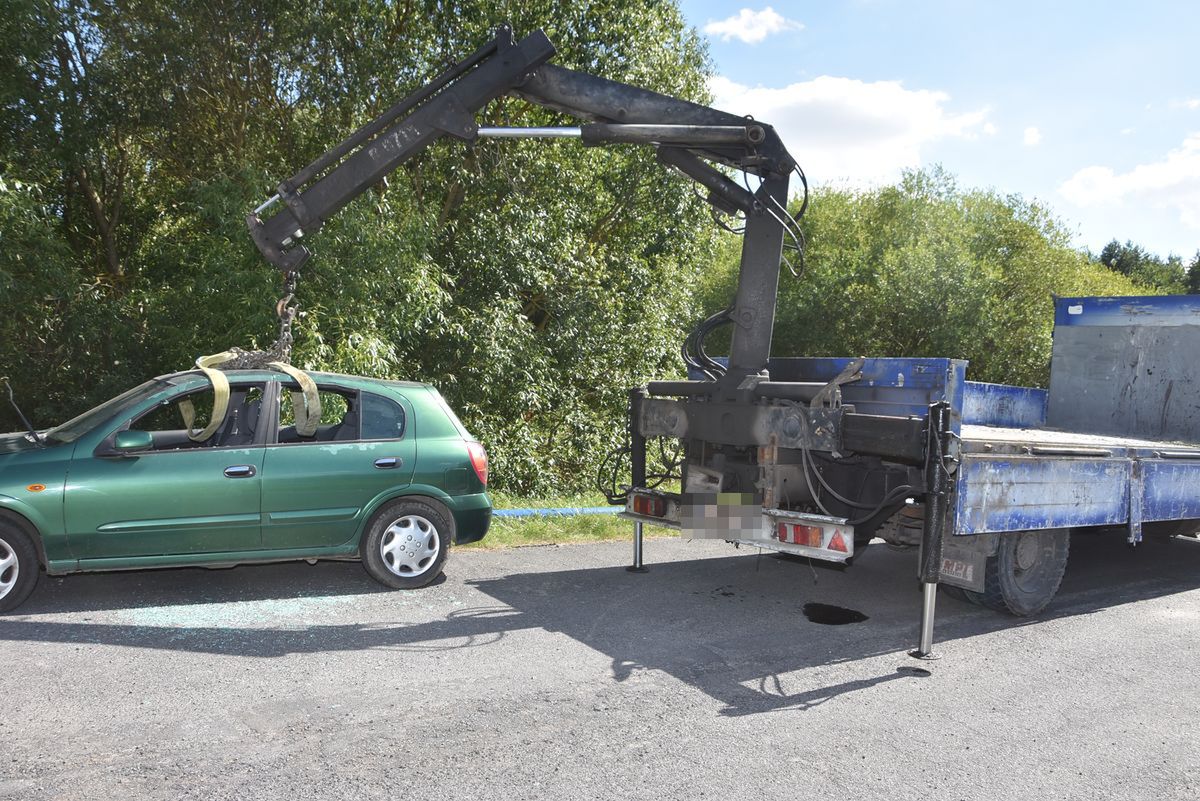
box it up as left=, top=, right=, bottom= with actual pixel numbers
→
left=2, top=532, right=1199, bottom=800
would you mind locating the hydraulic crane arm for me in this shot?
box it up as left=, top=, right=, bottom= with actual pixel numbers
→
left=247, top=28, right=557, bottom=273
left=247, top=25, right=801, bottom=381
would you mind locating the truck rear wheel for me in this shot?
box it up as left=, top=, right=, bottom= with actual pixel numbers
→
left=939, top=584, right=983, bottom=605
left=979, top=528, right=1070, bottom=616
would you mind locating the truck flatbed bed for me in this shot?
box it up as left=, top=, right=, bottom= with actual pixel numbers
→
left=961, top=424, right=1200, bottom=456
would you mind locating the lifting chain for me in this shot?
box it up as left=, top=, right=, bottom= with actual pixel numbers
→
left=219, top=268, right=302, bottom=370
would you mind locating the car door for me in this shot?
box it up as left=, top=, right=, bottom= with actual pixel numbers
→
left=64, top=381, right=267, bottom=560
left=261, top=382, right=415, bottom=550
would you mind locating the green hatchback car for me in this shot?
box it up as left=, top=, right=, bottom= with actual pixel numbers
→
left=0, top=370, right=491, bottom=612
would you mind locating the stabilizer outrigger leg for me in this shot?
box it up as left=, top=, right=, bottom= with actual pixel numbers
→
left=627, top=387, right=649, bottom=573
left=911, top=401, right=954, bottom=660
left=629, top=521, right=647, bottom=573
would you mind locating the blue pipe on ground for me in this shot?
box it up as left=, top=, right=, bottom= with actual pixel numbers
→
left=493, top=507, right=620, bottom=519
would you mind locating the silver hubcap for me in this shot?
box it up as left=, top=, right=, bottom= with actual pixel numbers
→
left=380, top=515, right=440, bottom=577
left=0, top=538, right=18, bottom=600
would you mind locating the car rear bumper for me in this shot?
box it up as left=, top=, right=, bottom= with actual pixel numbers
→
left=449, top=492, right=491, bottom=544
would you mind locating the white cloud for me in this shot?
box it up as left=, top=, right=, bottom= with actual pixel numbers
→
left=1059, top=133, right=1200, bottom=230
left=983, top=122, right=998, bottom=136
left=703, top=7, right=802, bottom=44
left=1170, top=98, right=1200, bottom=111
left=1023, top=126, right=1042, bottom=146
left=709, top=75, right=989, bottom=184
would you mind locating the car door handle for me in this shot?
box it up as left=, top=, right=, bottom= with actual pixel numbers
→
left=224, top=465, right=257, bottom=478
left=374, top=457, right=401, bottom=469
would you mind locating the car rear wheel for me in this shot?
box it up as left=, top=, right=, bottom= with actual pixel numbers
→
left=362, top=499, right=453, bottom=589
left=0, top=523, right=39, bottom=614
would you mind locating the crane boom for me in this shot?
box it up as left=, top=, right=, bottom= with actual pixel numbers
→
left=246, top=24, right=799, bottom=383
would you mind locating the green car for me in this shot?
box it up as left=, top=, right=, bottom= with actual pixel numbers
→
left=0, top=370, right=491, bottom=612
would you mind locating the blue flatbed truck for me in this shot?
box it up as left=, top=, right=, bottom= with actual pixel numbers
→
left=622, top=294, right=1200, bottom=656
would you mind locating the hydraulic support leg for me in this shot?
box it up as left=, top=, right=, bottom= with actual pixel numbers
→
left=627, top=387, right=649, bottom=573
left=911, top=401, right=953, bottom=660
left=630, top=522, right=645, bottom=572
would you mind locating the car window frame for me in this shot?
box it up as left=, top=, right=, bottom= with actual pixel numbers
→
left=268, top=379, right=363, bottom=446
left=264, top=381, right=410, bottom=446
left=93, top=380, right=272, bottom=457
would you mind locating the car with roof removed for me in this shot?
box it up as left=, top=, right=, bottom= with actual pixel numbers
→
left=0, top=369, right=490, bottom=612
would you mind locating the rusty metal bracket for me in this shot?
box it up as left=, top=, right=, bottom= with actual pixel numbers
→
left=810, top=357, right=865, bottom=409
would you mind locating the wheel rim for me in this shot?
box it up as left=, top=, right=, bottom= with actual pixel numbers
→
left=1014, top=531, right=1039, bottom=572
left=0, top=537, right=18, bottom=600
left=380, top=515, right=440, bottom=577
left=1011, top=530, right=1055, bottom=594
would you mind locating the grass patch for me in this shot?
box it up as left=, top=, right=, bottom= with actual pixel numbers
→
left=461, top=492, right=666, bottom=549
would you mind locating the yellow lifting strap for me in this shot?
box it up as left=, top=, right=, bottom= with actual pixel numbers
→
left=179, top=352, right=322, bottom=442
left=181, top=351, right=236, bottom=442
left=267, top=361, right=321, bottom=438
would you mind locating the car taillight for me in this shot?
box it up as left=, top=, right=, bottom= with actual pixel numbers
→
left=466, top=441, right=488, bottom=486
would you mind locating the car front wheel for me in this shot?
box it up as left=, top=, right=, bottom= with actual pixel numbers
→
left=362, top=499, right=453, bottom=589
left=0, top=522, right=39, bottom=613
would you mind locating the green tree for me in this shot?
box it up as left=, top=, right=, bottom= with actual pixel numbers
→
left=1096, top=239, right=1186, bottom=293
left=1187, top=250, right=1200, bottom=294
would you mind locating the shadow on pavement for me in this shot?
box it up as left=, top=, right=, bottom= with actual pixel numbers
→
left=2, top=532, right=1199, bottom=715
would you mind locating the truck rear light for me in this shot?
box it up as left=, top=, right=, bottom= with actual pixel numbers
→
left=466, top=441, right=488, bottom=486
left=777, top=523, right=823, bottom=547
left=633, top=494, right=666, bottom=517
left=765, top=511, right=854, bottom=562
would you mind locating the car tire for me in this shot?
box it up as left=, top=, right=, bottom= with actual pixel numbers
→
left=0, top=522, right=39, bottom=614
left=361, top=498, right=453, bottom=589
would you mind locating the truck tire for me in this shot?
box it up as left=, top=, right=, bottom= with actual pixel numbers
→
left=939, top=584, right=983, bottom=605
left=978, top=528, right=1070, bottom=616
left=0, top=522, right=39, bottom=614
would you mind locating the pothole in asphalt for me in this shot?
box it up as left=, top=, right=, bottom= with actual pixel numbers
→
left=802, top=602, right=869, bottom=625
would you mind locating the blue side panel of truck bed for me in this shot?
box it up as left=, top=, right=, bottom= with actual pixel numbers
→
left=955, top=457, right=1131, bottom=534
left=1140, top=461, right=1200, bottom=522
left=962, top=382, right=1047, bottom=428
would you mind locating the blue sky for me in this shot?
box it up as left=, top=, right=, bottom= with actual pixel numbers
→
left=678, top=1, right=1200, bottom=260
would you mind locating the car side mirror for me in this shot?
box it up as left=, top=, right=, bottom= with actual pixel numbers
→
left=113, top=430, right=153, bottom=454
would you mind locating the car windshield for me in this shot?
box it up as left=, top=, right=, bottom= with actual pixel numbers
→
left=43, top=380, right=169, bottom=444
